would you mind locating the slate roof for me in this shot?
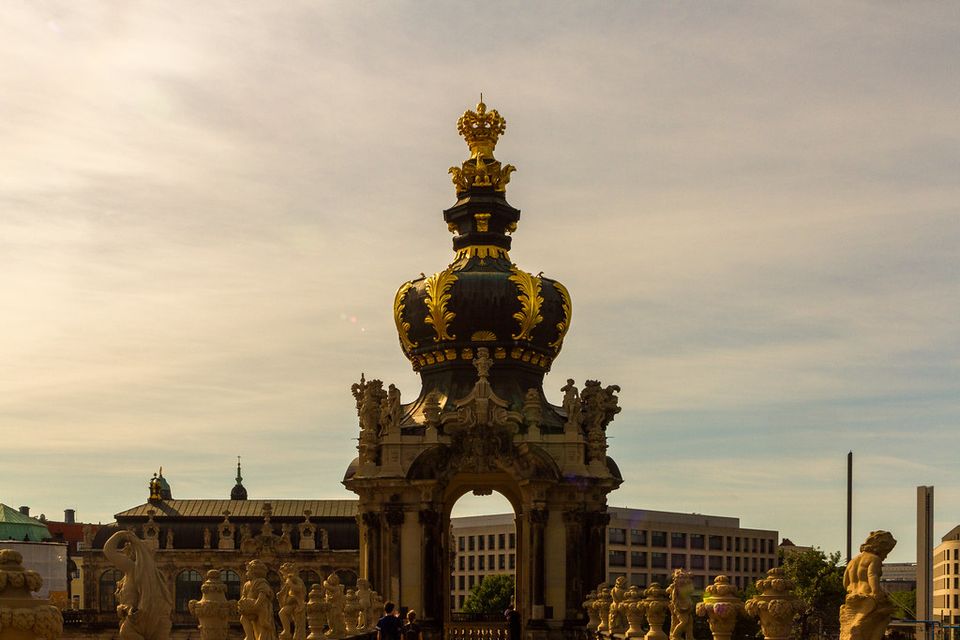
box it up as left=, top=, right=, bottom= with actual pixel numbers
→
left=115, top=500, right=358, bottom=520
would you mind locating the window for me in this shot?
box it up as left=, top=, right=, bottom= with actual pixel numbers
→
left=631, top=551, right=647, bottom=568
left=509, top=554, right=515, bottom=569
left=735, top=537, right=741, bottom=552
left=609, top=528, right=627, bottom=544
left=459, top=575, right=465, bottom=590
left=488, top=554, right=494, bottom=569
left=459, top=595, right=465, bottom=608
left=691, top=555, right=705, bottom=570
left=671, top=533, right=687, bottom=548
left=725, top=557, right=732, bottom=571
left=735, top=557, right=740, bottom=571
left=334, top=570, right=357, bottom=588
left=708, top=556, right=722, bottom=571
left=459, top=556, right=464, bottom=570
left=499, top=554, right=505, bottom=570
left=726, top=537, right=732, bottom=552
left=631, top=574, right=648, bottom=588
left=671, top=554, right=686, bottom=569
left=469, top=556, right=475, bottom=570
left=609, top=550, right=627, bottom=567
left=693, top=575, right=705, bottom=590
left=478, top=536, right=485, bottom=551
left=222, top=570, right=242, bottom=600
left=479, top=555, right=485, bottom=570
left=752, top=558, right=758, bottom=572
left=469, top=536, right=475, bottom=551
left=690, top=534, right=704, bottom=550
left=653, top=574, right=669, bottom=585
left=175, top=570, right=203, bottom=613
left=708, top=536, right=723, bottom=551
left=499, top=533, right=506, bottom=549
left=509, top=533, right=516, bottom=549
left=652, top=531, right=667, bottom=547
left=489, top=535, right=495, bottom=549
left=631, top=529, right=647, bottom=545
left=459, top=537, right=465, bottom=552
left=768, top=539, right=775, bottom=554
left=298, top=570, right=320, bottom=592
left=99, top=569, right=123, bottom=611
left=752, top=539, right=758, bottom=553
left=651, top=552, right=667, bottom=569
left=469, top=576, right=475, bottom=589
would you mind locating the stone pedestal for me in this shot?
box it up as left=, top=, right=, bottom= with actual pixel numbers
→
left=745, top=569, right=803, bottom=640
left=0, top=549, right=63, bottom=640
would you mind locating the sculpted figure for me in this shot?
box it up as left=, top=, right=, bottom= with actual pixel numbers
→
left=350, top=374, right=367, bottom=417
left=202, top=528, right=212, bottom=549
left=609, top=576, right=628, bottom=633
left=279, top=524, right=293, bottom=553
left=667, top=569, right=694, bottom=640
left=277, top=563, right=307, bottom=640
left=840, top=531, right=898, bottom=640
left=354, top=579, right=373, bottom=631
left=561, top=379, right=581, bottom=429
left=102, top=530, right=172, bottom=640
left=322, top=573, right=346, bottom=638
left=379, top=384, right=402, bottom=435
left=342, top=590, right=359, bottom=635
left=522, top=388, right=542, bottom=429
left=164, top=529, right=174, bottom=550
left=358, top=379, right=386, bottom=463
left=238, top=560, right=277, bottom=640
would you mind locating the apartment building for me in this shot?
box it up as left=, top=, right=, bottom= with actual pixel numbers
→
left=450, top=507, right=778, bottom=611
left=934, top=525, right=960, bottom=637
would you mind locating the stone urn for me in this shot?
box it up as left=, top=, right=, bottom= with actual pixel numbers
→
left=745, top=568, right=804, bottom=640
left=0, top=549, right=63, bottom=640
left=305, top=584, right=327, bottom=640
left=582, top=590, right=601, bottom=632
left=623, top=585, right=645, bottom=639
left=641, top=583, right=669, bottom=640
left=188, top=570, right=237, bottom=640
left=596, top=587, right=613, bottom=634
left=696, top=576, right=744, bottom=640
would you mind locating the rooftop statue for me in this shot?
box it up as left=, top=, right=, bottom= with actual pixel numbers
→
left=840, top=531, right=897, bottom=640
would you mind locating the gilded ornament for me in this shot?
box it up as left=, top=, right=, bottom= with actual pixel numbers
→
left=547, top=280, right=572, bottom=353
left=424, top=269, right=458, bottom=342
left=494, top=347, right=507, bottom=359
left=509, top=267, right=544, bottom=340
left=506, top=221, right=517, bottom=234
left=448, top=100, right=517, bottom=195
left=470, top=330, right=497, bottom=341
left=445, top=348, right=457, bottom=360
left=474, top=213, right=491, bottom=232
left=461, top=348, right=474, bottom=360
left=393, top=282, right=418, bottom=354
left=447, top=222, right=458, bottom=234
left=453, top=245, right=510, bottom=262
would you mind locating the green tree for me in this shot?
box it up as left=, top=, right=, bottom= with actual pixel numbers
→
left=778, top=547, right=846, bottom=639
left=888, top=590, right=916, bottom=619
left=462, top=574, right=515, bottom=615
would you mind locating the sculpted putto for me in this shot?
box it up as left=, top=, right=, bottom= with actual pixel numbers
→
left=277, top=562, right=307, bottom=640
left=238, top=560, right=277, bottom=640
left=667, top=569, right=694, bottom=640
left=840, top=531, right=898, bottom=640
left=102, top=530, right=172, bottom=640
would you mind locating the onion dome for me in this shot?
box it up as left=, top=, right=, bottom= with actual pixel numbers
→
left=393, top=99, right=572, bottom=407
left=231, top=457, right=248, bottom=500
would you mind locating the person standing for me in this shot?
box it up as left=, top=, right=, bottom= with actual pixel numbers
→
left=376, top=601, right=402, bottom=640
left=401, top=610, right=421, bottom=640
left=504, top=602, right=521, bottom=640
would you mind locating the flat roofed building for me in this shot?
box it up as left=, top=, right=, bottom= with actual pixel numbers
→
left=934, top=525, right=960, bottom=637
left=450, top=507, right=778, bottom=611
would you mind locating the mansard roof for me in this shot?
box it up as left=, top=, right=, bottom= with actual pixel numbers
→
left=115, top=499, right=357, bottom=520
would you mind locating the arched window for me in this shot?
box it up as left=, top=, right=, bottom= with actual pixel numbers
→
left=299, top=570, right=321, bottom=589
left=220, top=570, right=242, bottom=601
left=335, top=569, right=357, bottom=588
left=175, top=570, right=203, bottom=613
left=99, top=569, right=123, bottom=611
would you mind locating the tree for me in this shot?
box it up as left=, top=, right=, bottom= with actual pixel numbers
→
left=777, top=547, right=846, bottom=639
left=888, top=590, right=916, bottom=620
left=462, top=574, right=515, bottom=615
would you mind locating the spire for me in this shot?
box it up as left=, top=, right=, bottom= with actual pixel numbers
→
left=231, top=456, right=248, bottom=501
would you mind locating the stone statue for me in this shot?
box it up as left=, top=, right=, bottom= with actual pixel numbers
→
left=696, top=575, right=744, bottom=640
left=189, top=570, right=237, bottom=640
left=522, top=388, right=542, bottom=430
left=239, top=525, right=254, bottom=552
left=164, top=528, right=174, bottom=550
left=0, top=548, right=63, bottom=640
left=609, top=576, right=629, bottom=633
left=342, top=590, right=359, bottom=635
left=322, top=573, right=346, bottom=639
left=358, top=379, right=386, bottom=463
left=277, top=562, right=307, bottom=640
left=278, top=524, right=294, bottom=553
left=238, top=559, right=277, bottom=640
left=319, top=528, right=329, bottom=550
left=474, top=347, right=493, bottom=379
left=354, top=579, right=373, bottom=631
left=299, top=511, right=316, bottom=551
left=142, top=511, right=160, bottom=549
left=561, top=379, right=581, bottom=429
left=839, top=531, right=898, bottom=640
left=350, top=374, right=366, bottom=417
left=422, top=390, right=442, bottom=428
left=379, top=383, right=402, bottom=434
left=580, top=380, right=620, bottom=464
left=202, top=528, right=212, bottom=550
left=667, top=569, right=694, bottom=640
left=218, top=511, right=236, bottom=550
left=745, top=568, right=804, bottom=640
left=102, top=530, right=172, bottom=640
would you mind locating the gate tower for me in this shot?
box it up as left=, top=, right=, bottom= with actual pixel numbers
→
left=343, top=100, right=623, bottom=637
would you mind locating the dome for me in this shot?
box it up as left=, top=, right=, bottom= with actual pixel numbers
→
left=392, top=100, right=572, bottom=407
left=230, top=458, right=248, bottom=500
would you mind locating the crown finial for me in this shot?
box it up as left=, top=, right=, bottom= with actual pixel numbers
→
left=449, top=98, right=516, bottom=195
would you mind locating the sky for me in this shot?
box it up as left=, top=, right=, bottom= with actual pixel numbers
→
left=1, top=2, right=958, bottom=564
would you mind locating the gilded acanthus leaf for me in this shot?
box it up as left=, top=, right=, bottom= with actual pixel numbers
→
left=393, top=281, right=417, bottom=354
left=509, top=267, right=543, bottom=340
left=547, top=280, right=572, bottom=352
left=424, top=269, right=458, bottom=342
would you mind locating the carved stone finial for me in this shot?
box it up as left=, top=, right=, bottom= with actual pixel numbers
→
left=640, top=583, right=670, bottom=640
left=745, top=568, right=804, bottom=640
left=696, top=575, right=744, bottom=640
left=0, top=548, right=64, bottom=640
left=839, top=531, right=898, bottom=640
left=473, top=347, right=493, bottom=379
left=189, top=569, right=237, bottom=640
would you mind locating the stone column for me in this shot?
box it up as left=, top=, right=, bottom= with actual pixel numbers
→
left=360, top=511, right=382, bottom=590
left=584, top=511, right=610, bottom=593
left=745, top=568, right=804, bottom=640
left=696, top=576, right=744, bottom=640
left=419, top=508, right=442, bottom=622
left=528, top=508, right=549, bottom=620
left=384, top=505, right=404, bottom=603
left=562, top=509, right=586, bottom=621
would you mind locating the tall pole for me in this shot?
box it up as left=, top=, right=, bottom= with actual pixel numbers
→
left=846, top=451, right=852, bottom=563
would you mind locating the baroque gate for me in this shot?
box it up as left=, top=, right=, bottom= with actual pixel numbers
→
left=343, top=100, right=622, bottom=638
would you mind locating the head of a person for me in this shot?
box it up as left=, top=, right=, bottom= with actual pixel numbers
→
left=407, top=611, right=417, bottom=623
left=384, top=601, right=396, bottom=615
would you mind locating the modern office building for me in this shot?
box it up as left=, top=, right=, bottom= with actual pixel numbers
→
left=450, top=507, right=778, bottom=611
left=934, top=525, right=960, bottom=638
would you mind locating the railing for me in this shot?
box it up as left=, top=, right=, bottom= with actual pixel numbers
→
left=445, top=615, right=509, bottom=640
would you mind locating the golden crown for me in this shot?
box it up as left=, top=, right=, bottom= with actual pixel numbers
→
left=457, top=99, right=506, bottom=159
